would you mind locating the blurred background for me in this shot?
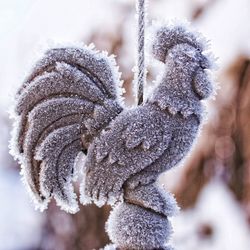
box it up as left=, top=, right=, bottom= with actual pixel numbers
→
left=0, top=0, right=250, bottom=249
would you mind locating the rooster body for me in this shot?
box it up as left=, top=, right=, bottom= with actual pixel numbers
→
left=83, top=102, right=200, bottom=206
left=10, top=24, right=214, bottom=249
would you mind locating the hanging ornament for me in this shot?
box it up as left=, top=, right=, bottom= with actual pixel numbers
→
left=10, top=0, right=215, bottom=249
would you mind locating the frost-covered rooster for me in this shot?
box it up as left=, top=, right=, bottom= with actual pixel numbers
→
left=10, top=24, right=214, bottom=250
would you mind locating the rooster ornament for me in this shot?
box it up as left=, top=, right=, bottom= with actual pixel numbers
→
left=10, top=4, right=215, bottom=249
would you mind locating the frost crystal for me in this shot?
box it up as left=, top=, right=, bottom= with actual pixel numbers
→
left=10, top=23, right=215, bottom=249
left=10, top=46, right=123, bottom=212
left=106, top=203, right=172, bottom=250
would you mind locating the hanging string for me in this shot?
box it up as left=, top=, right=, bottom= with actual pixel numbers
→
left=136, top=0, right=146, bottom=105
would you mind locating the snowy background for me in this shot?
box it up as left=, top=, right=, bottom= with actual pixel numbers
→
left=0, top=0, right=250, bottom=249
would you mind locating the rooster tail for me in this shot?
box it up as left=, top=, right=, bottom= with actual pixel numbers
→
left=10, top=45, right=123, bottom=212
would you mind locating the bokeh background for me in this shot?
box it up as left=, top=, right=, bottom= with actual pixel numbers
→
left=0, top=0, right=250, bottom=249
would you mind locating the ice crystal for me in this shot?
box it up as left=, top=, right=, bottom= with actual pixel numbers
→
left=10, top=23, right=215, bottom=249
left=10, top=46, right=123, bottom=212
left=106, top=203, right=173, bottom=250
